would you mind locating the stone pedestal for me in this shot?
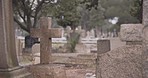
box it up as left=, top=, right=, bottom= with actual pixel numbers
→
left=0, top=67, right=32, bottom=78
left=0, top=0, right=32, bottom=78
left=28, top=64, right=66, bottom=78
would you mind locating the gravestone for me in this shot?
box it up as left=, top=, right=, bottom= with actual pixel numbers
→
left=120, top=24, right=143, bottom=43
left=76, top=26, right=82, bottom=34
left=90, top=29, right=95, bottom=38
left=65, top=26, right=72, bottom=39
left=0, top=0, right=31, bottom=78
left=29, top=17, right=67, bottom=78
left=86, top=31, right=90, bottom=38
left=81, top=29, right=86, bottom=38
left=76, top=26, right=84, bottom=43
left=61, top=27, right=65, bottom=38
left=30, top=17, right=62, bottom=64
left=97, top=40, right=110, bottom=54
left=32, top=44, right=40, bottom=54
left=15, top=37, right=25, bottom=62
left=96, top=24, right=143, bottom=78
left=24, top=35, right=39, bottom=53
left=96, top=40, right=110, bottom=78
left=25, top=35, right=38, bottom=48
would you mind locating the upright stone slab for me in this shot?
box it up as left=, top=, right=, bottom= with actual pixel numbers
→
left=120, top=24, right=143, bottom=42
left=0, top=0, right=31, bottom=78
left=96, top=40, right=110, bottom=78
left=120, top=24, right=143, bottom=45
left=30, top=17, right=62, bottom=64
left=97, top=40, right=110, bottom=54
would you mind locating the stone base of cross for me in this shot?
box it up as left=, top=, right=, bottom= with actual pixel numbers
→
left=30, top=17, right=62, bottom=64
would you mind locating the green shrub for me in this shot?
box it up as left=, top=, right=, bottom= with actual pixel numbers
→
left=67, top=32, right=80, bottom=53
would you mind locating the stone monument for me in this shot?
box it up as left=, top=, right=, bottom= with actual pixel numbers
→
left=30, top=17, right=62, bottom=64
left=0, top=0, right=31, bottom=78
left=29, top=17, right=67, bottom=78
left=96, top=24, right=143, bottom=78
left=96, top=39, right=110, bottom=78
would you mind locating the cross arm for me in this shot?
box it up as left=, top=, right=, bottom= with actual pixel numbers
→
left=30, top=28, right=41, bottom=38
left=49, top=28, right=62, bottom=38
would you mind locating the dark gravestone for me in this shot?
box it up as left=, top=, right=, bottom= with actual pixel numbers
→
left=97, top=40, right=110, bottom=54
left=25, top=35, right=39, bottom=48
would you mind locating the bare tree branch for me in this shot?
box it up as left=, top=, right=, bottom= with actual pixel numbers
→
left=30, top=0, right=36, bottom=10
left=17, top=9, right=27, bottom=24
left=14, top=17, right=29, bottom=32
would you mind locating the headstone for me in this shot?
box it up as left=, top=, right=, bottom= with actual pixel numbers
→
left=97, top=40, right=110, bottom=54
left=96, top=40, right=110, bottom=78
left=24, top=35, right=39, bottom=53
left=25, top=35, right=38, bottom=48
left=0, top=0, right=31, bottom=77
left=15, top=38, right=24, bottom=62
left=96, top=24, right=143, bottom=78
left=61, top=27, right=65, bottom=38
left=81, top=29, right=86, bottom=38
left=30, top=17, right=62, bottom=64
left=32, top=44, right=40, bottom=54
left=65, top=26, right=72, bottom=39
left=77, top=26, right=82, bottom=34
left=90, top=29, right=95, bottom=38
left=120, top=24, right=143, bottom=42
left=86, top=31, right=90, bottom=38
left=77, top=26, right=87, bottom=38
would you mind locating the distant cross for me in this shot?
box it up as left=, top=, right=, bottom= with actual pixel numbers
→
left=30, top=17, right=62, bottom=64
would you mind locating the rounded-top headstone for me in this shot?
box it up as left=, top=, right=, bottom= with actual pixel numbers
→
left=120, top=24, right=144, bottom=42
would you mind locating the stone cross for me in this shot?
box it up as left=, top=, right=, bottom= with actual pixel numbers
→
left=31, top=17, right=62, bottom=64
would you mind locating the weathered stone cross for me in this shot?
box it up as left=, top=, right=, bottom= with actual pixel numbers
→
left=30, top=17, right=62, bottom=64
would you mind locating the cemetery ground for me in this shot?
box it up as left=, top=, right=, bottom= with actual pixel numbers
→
left=18, top=37, right=125, bottom=78
left=1, top=1, right=148, bottom=78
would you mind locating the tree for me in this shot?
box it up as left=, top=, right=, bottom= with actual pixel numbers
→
left=13, top=0, right=55, bottom=33
left=48, top=0, right=81, bottom=30
left=100, top=0, right=140, bottom=25
left=130, top=0, right=142, bottom=23
left=13, top=0, right=99, bottom=33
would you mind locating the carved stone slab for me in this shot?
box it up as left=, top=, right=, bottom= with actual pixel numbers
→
left=120, top=24, right=144, bottom=42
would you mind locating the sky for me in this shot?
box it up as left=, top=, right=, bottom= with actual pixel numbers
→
left=109, top=17, right=119, bottom=24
